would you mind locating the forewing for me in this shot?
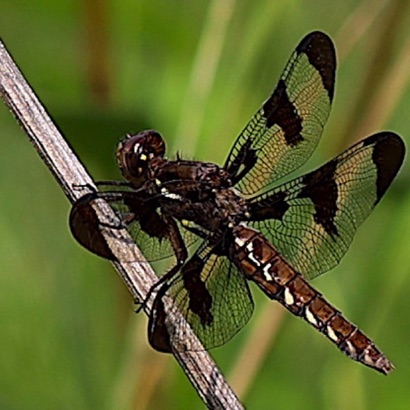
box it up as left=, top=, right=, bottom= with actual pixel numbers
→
left=149, top=245, right=254, bottom=352
left=224, top=31, right=335, bottom=195
left=69, top=189, right=198, bottom=262
left=247, top=132, right=405, bottom=279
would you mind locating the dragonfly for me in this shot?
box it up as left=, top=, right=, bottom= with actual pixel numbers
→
left=70, top=31, right=405, bottom=374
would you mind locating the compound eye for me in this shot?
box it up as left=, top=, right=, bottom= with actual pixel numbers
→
left=146, top=130, right=166, bottom=158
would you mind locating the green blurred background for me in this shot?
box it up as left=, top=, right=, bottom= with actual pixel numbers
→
left=1, top=1, right=410, bottom=409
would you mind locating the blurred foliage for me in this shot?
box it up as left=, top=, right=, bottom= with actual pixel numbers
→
left=0, top=0, right=410, bottom=409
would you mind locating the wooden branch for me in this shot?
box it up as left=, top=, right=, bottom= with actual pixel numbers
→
left=0, top=38, right=243, bottom=409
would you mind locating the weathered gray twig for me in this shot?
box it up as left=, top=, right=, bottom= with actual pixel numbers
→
left=0, top=38, right=243, bottom=409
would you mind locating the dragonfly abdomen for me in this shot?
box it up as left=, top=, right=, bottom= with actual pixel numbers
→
left=231, top=225, right=394, bottom=374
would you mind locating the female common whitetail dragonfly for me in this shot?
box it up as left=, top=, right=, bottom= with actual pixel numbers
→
left=70, top=32, right=405, bottom=374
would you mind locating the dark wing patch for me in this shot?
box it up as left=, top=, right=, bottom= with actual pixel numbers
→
left=69, top=194, right=119, bottom=260
left=369, top=135, right=405, bottom=202
left=297, top=31, right=335, bottom=99
left=263, top=79, right=303, bottom=146
left=149, top=245, right=254, bottom=352
left=224, top=31, right=336, bottom=195
left=297, top=160, right=338, bottom=236
left=247, top=132, right=405, bottom=280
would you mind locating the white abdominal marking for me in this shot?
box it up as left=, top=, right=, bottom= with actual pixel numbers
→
left=363, top=348, right=374, bottom=365
left=262, top=263, right=273, bottom=281
left=235, top=236, right=246, bottom=247
left=326, top=326, right=339, bottom=342
left=284, top=288, right=295, bottom=305
left=345, top=340, right=356, bottom=356
left=305, top=307, right=318, bottom=326
left=246, top=242, right=261, bottom=267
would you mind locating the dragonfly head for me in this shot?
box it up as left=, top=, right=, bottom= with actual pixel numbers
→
left=117, top=130, right=166, bottom=182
